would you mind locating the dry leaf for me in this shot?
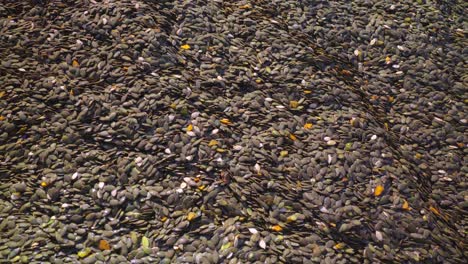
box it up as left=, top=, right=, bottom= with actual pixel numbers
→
left=289, top=134, right=297, bottom=141
left=208, top=140, right=218, bottom=146
left=271, top=225, right=283, bottom=232
left=239, top=4, right=251, bottom=9
left=98, top=240, right=111, bottom=251
left=161, top=216, right=168, bottom=222
left=181, top=44, right=191, bottom=50
left=280, top=150, right=288, bottom=157
left=303, top=123, right=313, bottom=129
left=429, top=206, right=440, bottom=216
left=72, top=59, right=79, bottom=67
left=40, top=181, right=48, bottom=187
left=333, top=243, right=345, bottom=250
left=187, top=212, right=197, bottom=221
left=385, top=56, right=391, bottom=64
left=304, top=90, right=312, bottom=94
left=402, top=200, right=410, bottom=210
left=187, top=124, right=193, bottom=131
left=374, top=185, right=384, bottom=196
left=220, top=118, right=231, bottom=125
left=0, top=116, right=5, bottom=121
left=289, top=100, right=299, bottom=109
left=0, top=91, right=5, bottom=98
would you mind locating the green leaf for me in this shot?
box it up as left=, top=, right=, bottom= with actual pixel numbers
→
left=142, top=236, right=150, bottom=249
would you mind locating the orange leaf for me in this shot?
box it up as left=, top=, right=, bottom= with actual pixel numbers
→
left=220, top=118, right=231, bottom=125
left=333, top=243, right=345, bottom=250
left=289, top=134, right=297, bottom=141
left=187, top=124, right=193, bottom=131
left=429, top=206, right=440, bottom=216
left=0, top=116, right=5, bottom=121
left=271, top=225, right=283, bottom=232
left=374, top=185, right=384, bottom=196
left=72, top=60, right=79, bottom=67
left=98, top=239, right=111, bottom=251
left=402, top=200, right=410, bottom=210
left=303, top=123, right=313, bottom=129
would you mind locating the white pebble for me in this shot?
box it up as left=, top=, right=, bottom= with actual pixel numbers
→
left=375, top=231, right=383, bottom=241
left=248, top=228, right=258, bottom=234
left=72, top=172, right=79, bottom=180
left=371, top=135, right=377, bottom=141
left=259, top=239, right=266, bottom=249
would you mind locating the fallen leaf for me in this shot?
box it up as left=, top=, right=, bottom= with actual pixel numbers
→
left=374, top=185, right=384, bottom=196
left=333, top=243, right=345, bottom=250
left=280, top=150, right=288, bottom=157
left=286, top=214, right=298, bottom=223
left=341, top=69, right=352, bottom=76
left=239, top=4, right=251, bottom=9
left=187, top=212, right=197, bottom=221
left=220, top=118, right=231, bottom=125
left=289, top=134, right=297, bottom=141
left=208, top=140, right=218, bottom=146
left=98, top=239, right=111, bottom=251
left=271, top=225, right=283, bottom=232
left=77, top=248, right=92, bottom=258
left=220, top=242, right=231, bottom=251
left=0, top=91, right=5, bottom=98
left=141, top=236, right=150, bottom=249
left=429, top=206, right=440, bottom=216
left=181, top=44, right=191, bottom=50
left=187, top=124, right=193, bottom=131
left=303, top=90, right=312, bottom=94
left=197, top=185, right=205, bottom=191
left=161, top=216, right=168, bottom=222
left=0, top=116, right=5, bottom=121
left=72, top=59, right=79, bottom=67
left=303, top=123, right=313, bottom=129
left=289, top=100, right=299, bottom=109
left=385, top=56, right=391, bottom=64
left=402, top=200, right=410, bottom=210
left=40, top=181, right=48, bottom=187
left=388, top=96, right=394, bottom=103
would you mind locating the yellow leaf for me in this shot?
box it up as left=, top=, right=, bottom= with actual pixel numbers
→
left=304, top=90, right=312, bottom=94
left=198, top=185, right=206, bottom=191
left=286, top=214, right=298, bottom=223
left=72, top=59, right=79, bottom=67
left=374, top=185, right=384, bottom=196
left=255, top=79, right=262, bottom=83
left=289, top=100, right=299, bottom=109
left=216, top=148, right=227, bottom=153
left=98, top=239, right=111, bottom=251
left=289, top=134, right=297, bottom=141
left=77, top=248, right=92, bottom=258
left=429, top=206, right=440, bottom=216
left=303, top=123, right=313, bottom=129
left=170, top=102, right=177, bottom=109
left=402, top=200, right=410, bottom=210
left=181, top=44, right=191, bottom=50
left=40, top=181, right=48, bottom=187
left=385, top=56, right=391, bottom=64
left=187, top=124, right=193, bottom=131
left=220, top=118, right=231, bottom=125
left=414, top=153, right=422, bottom=159
left=0, top=116, right=5, bottom=121
left=69, top=89, right=74, bottom=96
left=161, top=216, right=167, bottom=222
left=388, top=96, right=394, bottom=103
left=187, top=212, right=197, bottom=221
left=280, top=150, right=288, bottom=157
left=0, top=91, right=5, bottom=98
left=271, top=225, right=283, bottom=232
left=333, top=243, right=345, bottom=250
left=208, top=140, right=218, bottom=146
left=239, top=4, right=251, bottom=9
